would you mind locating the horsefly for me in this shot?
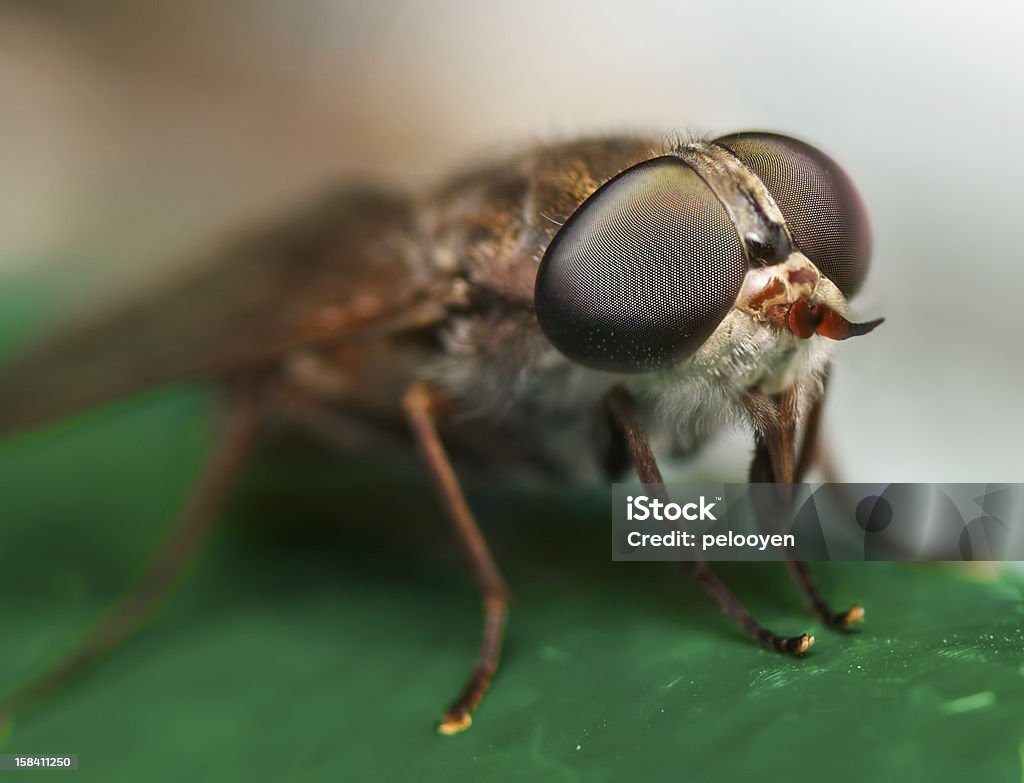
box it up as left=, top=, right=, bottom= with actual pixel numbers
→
left=0, top=131, right=882, bottom=733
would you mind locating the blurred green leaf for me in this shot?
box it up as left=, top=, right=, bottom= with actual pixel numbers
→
left=0, top=391, right=1022, bottom=782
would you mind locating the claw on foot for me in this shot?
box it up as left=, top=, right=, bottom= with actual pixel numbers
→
left=438, top=711, right=472, bottom=735
left=790, top=633, right=815, bottom=655
left=839, top=604, right=865, bottom=626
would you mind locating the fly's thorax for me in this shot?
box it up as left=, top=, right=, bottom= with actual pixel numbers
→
left=418, top=137, right=660, bottom=307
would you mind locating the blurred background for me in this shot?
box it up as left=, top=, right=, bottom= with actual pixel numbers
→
left=2, top=3, right=1024, bottom=780
left=2, top=0, right=1022, bottom=480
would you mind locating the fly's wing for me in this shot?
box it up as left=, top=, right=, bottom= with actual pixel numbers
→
left=0, top=187, right=446, bottom=437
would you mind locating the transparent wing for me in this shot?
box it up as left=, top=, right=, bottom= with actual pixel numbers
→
left=0, top=187, right=445, bottom=436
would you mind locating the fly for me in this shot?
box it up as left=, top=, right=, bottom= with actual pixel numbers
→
left=0, top=131, right=883, bottom=734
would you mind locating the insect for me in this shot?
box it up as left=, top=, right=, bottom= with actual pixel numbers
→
left=0, top=131, right=882, bottom=734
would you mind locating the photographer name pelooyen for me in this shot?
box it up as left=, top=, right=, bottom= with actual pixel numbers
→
left=623, top=495, right=796, bottom=552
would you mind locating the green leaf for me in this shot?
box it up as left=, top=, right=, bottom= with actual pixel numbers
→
left=1, top=392, right=1022, bottom=782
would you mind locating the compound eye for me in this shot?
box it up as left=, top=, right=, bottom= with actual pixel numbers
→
left=715, top=132, right=872, bottom=297
left=534, top=156, right=746, bottom=372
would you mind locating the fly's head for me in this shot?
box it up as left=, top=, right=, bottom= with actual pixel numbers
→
left=533, top=132, right=883, bottom=406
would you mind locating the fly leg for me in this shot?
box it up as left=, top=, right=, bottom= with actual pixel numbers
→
left=605, top=386, right=814, bottom=656
left=402, top=382, right=510, bottom=735
left=750, top=380, right=864, bottom=630
left=0, top=392, right=261, bottom=729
